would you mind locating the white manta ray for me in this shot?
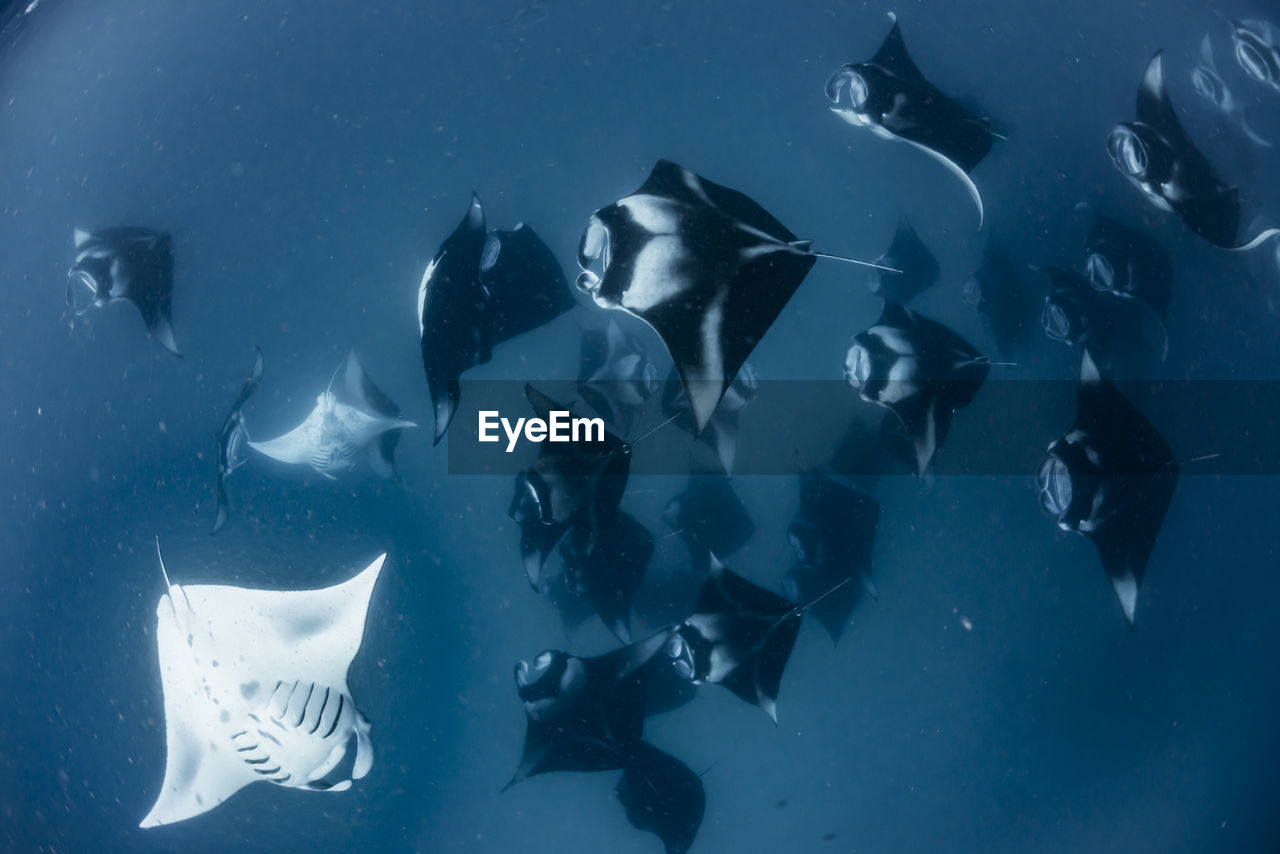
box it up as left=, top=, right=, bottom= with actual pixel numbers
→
left=248, top=350, right=416, bottom=479
left=140, top=544, right=386, bottom=828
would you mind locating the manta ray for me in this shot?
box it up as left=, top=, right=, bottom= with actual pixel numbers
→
left=506, top=631, right=671, bottom=788
left=1107, top=52, right=1280, bottom=250
left=576, top=319, right=661, bottom=437
left=1038, top=352, right=1179, bottom=627
left=509, top=386, right=632, bottom=588
left=67, top=227, right=180, bottom=356
left=664, top=561, right=805, bottom=722
left=663, top=462, right=754, bottom=577
left=1037, top=265, right=1168, bottom=370
left=784, top=473, right=880, bottom=644
left=558, top=510, right=655, bottom=643
left=212, top=347, right=265, bottom=534
left=845, top=302, right=992, bottom=475
left=1191, top=34, right=1271, bottom=147
left=616, top=742, right=705, bottom=854
left=825, top=13, right=1000, bottom=226
left=418, top=194, right=574, bottom=442
left=867, top=216, right=940, bottom=304
left=249, top=350, right=415, bottom=480
left=140, top=545, right=385, bottom=827
left=961, top=237, right=1036, bottom=361
left=576, top=158, right=894, bottom=435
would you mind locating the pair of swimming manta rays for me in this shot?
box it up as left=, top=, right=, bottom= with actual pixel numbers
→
left=110, top=13, right=1253, bottom=850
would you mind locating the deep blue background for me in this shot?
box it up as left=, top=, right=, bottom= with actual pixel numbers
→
left=2, top=0, right=1279, bottom=851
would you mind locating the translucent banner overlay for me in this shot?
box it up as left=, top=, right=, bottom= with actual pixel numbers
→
left=444, top=380, right=1277, bottom=476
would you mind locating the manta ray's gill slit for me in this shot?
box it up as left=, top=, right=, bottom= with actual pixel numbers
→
left=295, top=683, right=316, bottom=728
left=325, top=695, right=345, bottom=738
left=252, top=765, right=282, bottom=776
left=309, top=687, right=332, bottom=734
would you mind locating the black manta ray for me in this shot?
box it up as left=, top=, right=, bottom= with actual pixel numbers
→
left=576, top=320, right=660, bottom=437
left=825, top=13, right=999, bottom=226
left=616, top=742, right=706, bottom=854
left=558, top=511, right=654, bottom=643
left=1037, top=266, right=1167, bottom=368
left=1078, top=203, right=1173, bottom=323
left=506, top=631, right=670, bottom=788
left=1227, top=18, right=1280, bottom=94
left=1038, top=352, right=1178, bottom=628
left=509, top=386, right=630, bottom=588
left=68, top=227, right=179, bottom=356
left=576, top=159, right=894, bottom=435
left=867, top=216, right=940, bottom=304
left=961, top=238, right=1035, bottom=360
left=784, top=473, right=880, bottom=644
left=211, top=347, right=264, bottom=534
left=1107, top=52, right=1280, bottom=250
left=661, top=361, right=758, bottom=474
left=662, top=463, right=754, bottom=577
left=663, top=562, right=805, bottom=722
left=844, top=302, right=991, bottom=475
left=418, top=194, right=574, bottom=443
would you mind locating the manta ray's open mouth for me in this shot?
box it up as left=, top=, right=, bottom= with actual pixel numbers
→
left=576, top=218, right=610, bottom=303
left=665, top=632, right=695, bottom=682
left=1037, top=456, right=1072, bottom=518
left=1190, top=66, right=1226, bottom=108
left=824, top=67, right=868, bottom=112
left=1106, top=125, right=1149, bottom=179
left=1041, top=301, right=1072, bottom=342
left=1084, top=253, right=1116, bottom=293
left=843, top=344, right=872, bottom=389
left=1234, top=35, right=1276, bottom=86
left=515, top=651, right=586, bottom=720
left=66, top=269, right=99, bottom=315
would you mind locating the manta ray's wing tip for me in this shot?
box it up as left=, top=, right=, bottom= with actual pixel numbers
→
left=366, top=553, right=389, bottom=577
left=1230, top=228, right=1280, bottom=252
left=1110, top=572, right=1138, bottom=629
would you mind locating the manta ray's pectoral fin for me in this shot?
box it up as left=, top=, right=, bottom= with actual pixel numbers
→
left=901, top=137, right=985, bottom=229
left=343, top=351, right=402, bottom=419
left=139, top=725, right=260, bottom=827
left=1227, top=226, right=1280, bottom=252
left=862, top=575, right=879, bottom=600
left=149, top=315, right=181, bottom=357
left=1110, top=570, right=1140, bottom=630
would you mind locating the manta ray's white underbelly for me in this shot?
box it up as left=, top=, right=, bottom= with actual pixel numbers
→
left=249, top=398, right=405, bottom=473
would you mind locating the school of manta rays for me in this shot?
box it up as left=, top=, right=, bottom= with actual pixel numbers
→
left=65, top=13, right=1280, bottom=853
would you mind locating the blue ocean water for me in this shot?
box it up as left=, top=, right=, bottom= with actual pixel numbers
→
left=2, top=0, right=1279, bottom=851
